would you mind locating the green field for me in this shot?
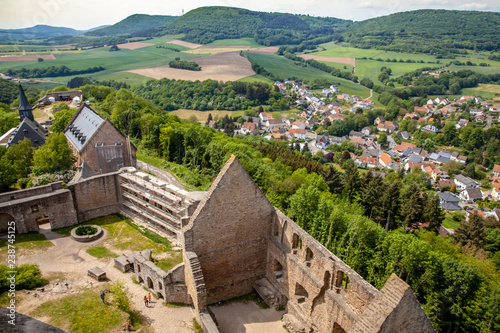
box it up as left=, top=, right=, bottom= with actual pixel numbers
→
left=237, top=74, right=274, bottom=84
left=0, top=44, right=71, bottom=53
left=207, top=38, right=263, bottom=48
left=245, top=52, right=371, bottom=98
left=448, top=65, right=500, bottom=75
left=460, top=84, right=500, bottom=99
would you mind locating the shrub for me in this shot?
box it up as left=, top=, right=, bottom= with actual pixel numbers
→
left=75, top=226, right=97, bottom=236
left=0, top=264, right=47, bottom=293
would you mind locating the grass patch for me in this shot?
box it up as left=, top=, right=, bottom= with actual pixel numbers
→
left=206, top=38, right=263, bottom=48
left=0, top=232, right=52, bottom=263
left=213, top=292, right=269, bottom=309
left=34, top=288, right=128, bottom=333
left=193, top=318, right=203, bottom=333
left=442, top=211, right=465, bottom=230
left=164, top=301, right=189, bottom=308
left=137, top=152, right=212, bottom=191
left=86, top=246, right=118, bottom=259
left=155, top=251, right=183, bottom=272
left=237, top=74, right=274, bottom=84
left=53, top=214, right=172, bottom=252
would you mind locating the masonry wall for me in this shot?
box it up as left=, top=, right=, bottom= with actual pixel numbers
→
left=183, top=156, right=276, bottom=305
left=68, top=172, right=121, bottom=222
left=77, top=120, right=136, bottom=174
left=0, top=188, right=77, bottom=234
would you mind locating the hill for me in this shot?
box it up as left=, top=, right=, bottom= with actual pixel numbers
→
left=154, top=6, right=351, bottom=45
left=0, top=24, right=84, bottom=42
left=344, top=10, right=500, bottom=55
left=0, top=78, right=40, bottom=105
left=85, top=14, right=177, bottom=36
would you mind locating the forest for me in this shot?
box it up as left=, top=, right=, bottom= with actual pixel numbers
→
left=168, top=60, right=201, bottom=71
left=5, top=65, right=106, bottom=79
left=132, top=78, right=289, bottom=111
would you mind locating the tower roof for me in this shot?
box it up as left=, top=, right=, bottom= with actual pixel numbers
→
left=18, top=84, right=32, bottom=112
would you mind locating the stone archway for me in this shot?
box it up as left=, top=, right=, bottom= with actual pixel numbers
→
left=138, top=276, right=144, bottom=284
left=0, top=213, right=15, bottom=234
left=147, top=276, right=154, bottom=289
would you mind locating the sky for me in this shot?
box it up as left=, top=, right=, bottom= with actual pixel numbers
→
left=0, top=0, right=499, bottom=30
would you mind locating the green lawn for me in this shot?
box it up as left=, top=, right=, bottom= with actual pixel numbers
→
left=0, top=232, right=52, bottom=263
left=356, top=59, right=435, bottom=81
left=92, top=71, right=152, bottom=86
left=461, top=84, right=500, bottom=99
left=53, top=214, right=172, bottom=252
left=206, top=38, right=263, bottom=48
left=86, top=246, right=119, bottom=259
left=35, top=288, right=128, bottom=333
left=245, top=53, right=371, bottom=98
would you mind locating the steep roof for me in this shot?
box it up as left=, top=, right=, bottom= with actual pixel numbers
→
left=493, top=164, right=500, bottom=173
left=438, top=192, right=459, bottom=203
left=18, top=84, right=32, bottom=113
left=64, top=105, right=105, bottom=152
left=7, top=117, right=47, bottom=148
left=464, top=188, right=483, bottom=199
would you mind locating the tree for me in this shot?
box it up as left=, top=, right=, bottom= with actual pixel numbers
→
left=424, top=195, right=445, bottom=232
left=342, top=161, right=360, bottom=204
left=339, top=150, right=351, bottom=168
left=378, top=132, right=388, bottom=147
left=400, top=183, right=425, bottom=230
left=381, top=182, right=401, bottom=231
left=0, top=107, right=19, bottom=134
left=453, top=213, right=486, bottom=248
left=0, top=146, right=17, bottom=191
left=320, top=165, right=343, bottom=194
left=32, top=133, right=75, bottom=175
left=359, top=176, right=383, bottom=219
left=288, top=184, right=321, bottom=232
left=4, top=138, right=34, bottom=180
left=51, top=107, right=77, bottom=132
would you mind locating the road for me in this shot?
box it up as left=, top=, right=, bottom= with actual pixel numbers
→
left=484, top=116, right=493, bottom=130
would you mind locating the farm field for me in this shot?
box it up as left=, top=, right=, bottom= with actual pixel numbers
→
left=245, top=52, right=371, bottom=98
left=460, top=84, right=500, bottom=99
left=207, top=38, right=263, bottom=48
left=237, top=74, right=274, bottom=84
left=169, top=108, right=293, bottom=122
left=448, top=65, right=500, bottom=75
left=127, top=51, right=254, bottom=82
left=299, top=54, right=355, bottom=66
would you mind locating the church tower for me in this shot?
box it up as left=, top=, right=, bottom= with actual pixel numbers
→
left=18, top=84, right=34, bottom=122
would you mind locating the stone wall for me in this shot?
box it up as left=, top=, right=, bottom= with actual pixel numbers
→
left=0, top=184, right=77, bottom=234
left=68, top=172, right=121, bottom=222
left=182, top=155, right=275, bottom=306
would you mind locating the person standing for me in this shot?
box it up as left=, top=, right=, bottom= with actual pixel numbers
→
left=144, top=295, right=149, bottom=307
left=100, top=290, right=106, bottom=305
left=147, top=293, right=152, bottom=304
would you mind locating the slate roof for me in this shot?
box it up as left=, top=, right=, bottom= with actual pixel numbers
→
left=441, top=202, right=462, bottom=211
left=7, top=117, right=47, bottom=148
left=71, top=161, right=98, bottom=183
left=18, top=85, right=32, bottom=113
left=407, top=154, right=424, bottom=163
left=64, top=105, right=104, bottom=152
left=464, top=188, right=483, bottom=200
left=438, top=192, right=459, bottom=203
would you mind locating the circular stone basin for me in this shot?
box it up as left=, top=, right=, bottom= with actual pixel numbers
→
left=71, top=225, right=103, bottom=242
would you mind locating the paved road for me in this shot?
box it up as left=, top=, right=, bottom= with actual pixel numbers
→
left=484, top=116, right=493, bottom=130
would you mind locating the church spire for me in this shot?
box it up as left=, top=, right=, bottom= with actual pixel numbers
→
left=18, top=84, right=34, bottom=122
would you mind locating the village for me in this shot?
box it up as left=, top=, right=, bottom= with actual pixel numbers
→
left=199, top=79, right=500, bottom=236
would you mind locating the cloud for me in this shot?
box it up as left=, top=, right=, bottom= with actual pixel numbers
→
left=458, top=2, right=488, bottom=9
left=357, top=1, right=375, bottom=8
left=421, top=0, right=449, bottom=4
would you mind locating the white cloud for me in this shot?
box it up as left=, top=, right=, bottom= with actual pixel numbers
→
left=458, top=2, right=488, bottom=9
left=357, top=1, right=375, bottom=8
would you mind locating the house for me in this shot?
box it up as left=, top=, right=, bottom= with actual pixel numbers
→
left=287, top=128, right=308, bottom=140
left=349, top=131, right=364, bottom=139
left=351, top=137, right=366, bottom=149
left=438, top=179, right=455, bottom=190
left=438, top=192, right=462, bottom=211
left=374, top=116, right=386, bottom=125
left=259, top=112, right=273, bottom=122
left=398, top=131, right=410, bottom=140
left=37, top=90, right=83, bottom=106
left=357, top=156, right=379, bottom=168
left=459, top=188, right=484, bottom=202
left=64, top=105, right=137, bottom=174
left=493, top=164, right=500, bottom=179
left=291, top=120, right=306, bottom=130
left=492, top=184, right=500, bottom=201
left=377, top=121, right=398, bottom=133
left=421, top=125, right=441, bottom=134
left=6, top=85, right=47, bottom=148
left=241, top=122, right=258, bottom=135
left=454, top=174, right=480, bottom=190
left=265, top=118, right=285, bottom=129
left=379, top=153, right=393, bottom=168
left=489, top=105, right=500, bottom=112
left=330, top=136, right=348, bottom=145
left=361, top=127, right=371, bottom=136
left=316, top=133, right=330, bottom=149
left=208, top=120, right=216, bottom=128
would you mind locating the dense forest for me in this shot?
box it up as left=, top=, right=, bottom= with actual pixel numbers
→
left=5, top=65, right=106, bottom=79
left=85, top=14, right=177, bottom=37
left=151, top=6, right=350, bottom=45
left=132, top=78, right=289, bottom=111
left=0, top=78, right=40, bottom=105
left=344, top=10, right=500, bottom=55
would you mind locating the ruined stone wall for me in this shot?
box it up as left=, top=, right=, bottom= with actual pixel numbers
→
left=68, top=172, right=121, bottom=222
left=0, top=182, right=63, bottom=204
left=270, top=210, right=379, bottom=333
left=0, top=187, right=77, bottom=234
left=182, top=156, right=275, bottom=305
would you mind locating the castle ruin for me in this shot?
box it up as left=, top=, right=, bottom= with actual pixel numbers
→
left=0, top=155, right=436, bottom=333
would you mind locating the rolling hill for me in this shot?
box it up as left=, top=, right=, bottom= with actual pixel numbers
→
left=154, top=6, right=351, bottom=45
left=85, top=14, right=177, bottom=36
left=0, top=25, right=84, bottom=42
left=344, top=10, right=500, bottom=54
